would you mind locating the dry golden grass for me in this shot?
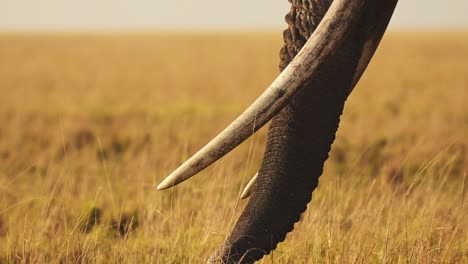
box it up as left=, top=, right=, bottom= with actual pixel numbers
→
left=0, top=32, right=466, bottom=263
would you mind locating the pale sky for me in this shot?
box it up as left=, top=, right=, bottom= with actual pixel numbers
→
left=0, top=0, right=467, bottom=31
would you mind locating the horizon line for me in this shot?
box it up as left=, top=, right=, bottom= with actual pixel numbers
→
left=0, top=26, right=467, bottom=35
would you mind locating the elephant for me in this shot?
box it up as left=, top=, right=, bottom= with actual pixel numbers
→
left=158, top=0, right=399, bottom=263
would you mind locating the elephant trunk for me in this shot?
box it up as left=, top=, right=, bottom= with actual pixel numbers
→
left=209, top=0, right=398, bottom=263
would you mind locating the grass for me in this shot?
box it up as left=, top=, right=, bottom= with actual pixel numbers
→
left=0, top=31, right=466, bottom=263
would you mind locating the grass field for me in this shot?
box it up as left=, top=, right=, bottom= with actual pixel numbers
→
left=0, top=32, right=467, bottom=263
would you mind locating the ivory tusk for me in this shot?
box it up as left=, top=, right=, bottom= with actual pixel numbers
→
left=157, top=0, right=368, bottom=190
left=240, top=172, right=258, bottom=199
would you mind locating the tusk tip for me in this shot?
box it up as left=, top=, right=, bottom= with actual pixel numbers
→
left=157, top=159, right=209, bottom=190
left=156, top=177, right=176, bottom=190
left=239, top=172, right=258, bottom=199
left=240, top=189, right=251, bottom=199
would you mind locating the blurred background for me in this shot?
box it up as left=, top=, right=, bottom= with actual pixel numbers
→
left=1, top=0, right=468, bottom=31
left=0, top=1, right=466, bottom=263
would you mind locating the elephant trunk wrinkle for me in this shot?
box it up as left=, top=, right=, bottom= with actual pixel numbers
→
left=210, top=0, right=399, bottom=263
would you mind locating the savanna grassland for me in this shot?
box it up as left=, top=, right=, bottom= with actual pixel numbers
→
left=0, top=31, right=466, bottom=263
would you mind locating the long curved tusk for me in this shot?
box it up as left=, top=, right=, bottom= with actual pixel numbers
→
left=240, top=172, right=258, bottom=199
left=157, top=0, right=368, bottom=190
